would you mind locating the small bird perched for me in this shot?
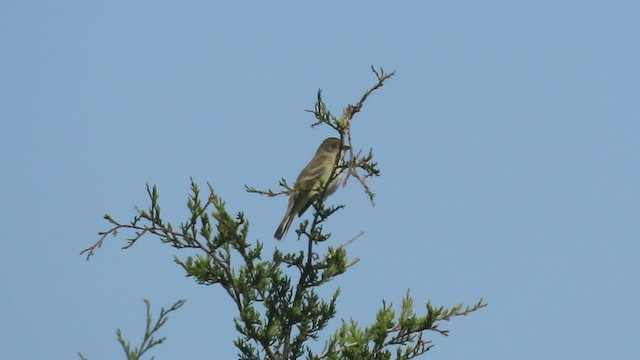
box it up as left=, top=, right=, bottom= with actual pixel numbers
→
left=274, top=137, right=350, bottom=240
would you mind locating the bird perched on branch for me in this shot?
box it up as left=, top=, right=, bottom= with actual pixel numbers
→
left=274, top=137, right=349, bottom=240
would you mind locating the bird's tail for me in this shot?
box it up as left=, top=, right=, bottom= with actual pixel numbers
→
left=274, top=213, right=294, bottom=240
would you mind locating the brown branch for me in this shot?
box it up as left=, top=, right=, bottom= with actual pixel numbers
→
left=346, top=66, right=396, bottom=120
left=339, top=230, right=364, bottom=250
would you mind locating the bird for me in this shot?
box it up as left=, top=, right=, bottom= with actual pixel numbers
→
left=274, top=137, right=349, bottom=240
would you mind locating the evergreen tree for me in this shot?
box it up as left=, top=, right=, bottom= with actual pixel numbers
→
left=80, top=68, right=486, bottom=360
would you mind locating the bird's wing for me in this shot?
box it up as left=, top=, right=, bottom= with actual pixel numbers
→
left=295, top=154, right=332, bottom=191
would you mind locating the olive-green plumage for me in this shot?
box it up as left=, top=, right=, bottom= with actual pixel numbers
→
left=274, top=137, right=348, bottom=240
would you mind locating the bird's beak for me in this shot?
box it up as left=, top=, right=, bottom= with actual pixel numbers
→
left=342, top=145, right=351, bottom=150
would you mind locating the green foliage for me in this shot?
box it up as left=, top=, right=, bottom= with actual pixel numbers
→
left=81, top=68, right=486, bottom=359
left=313, top=293, right=486, bottom=360
left=78, top=299, right=185, bottom=360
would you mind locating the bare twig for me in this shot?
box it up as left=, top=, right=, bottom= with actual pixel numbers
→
left=339, top=231, right=364, bottom=250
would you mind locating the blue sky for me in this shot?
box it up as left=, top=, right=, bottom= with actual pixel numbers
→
left=1, top=1, right=639, bottom=359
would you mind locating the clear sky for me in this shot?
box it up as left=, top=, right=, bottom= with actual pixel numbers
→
left=1, top=1, right=639, bottom=359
